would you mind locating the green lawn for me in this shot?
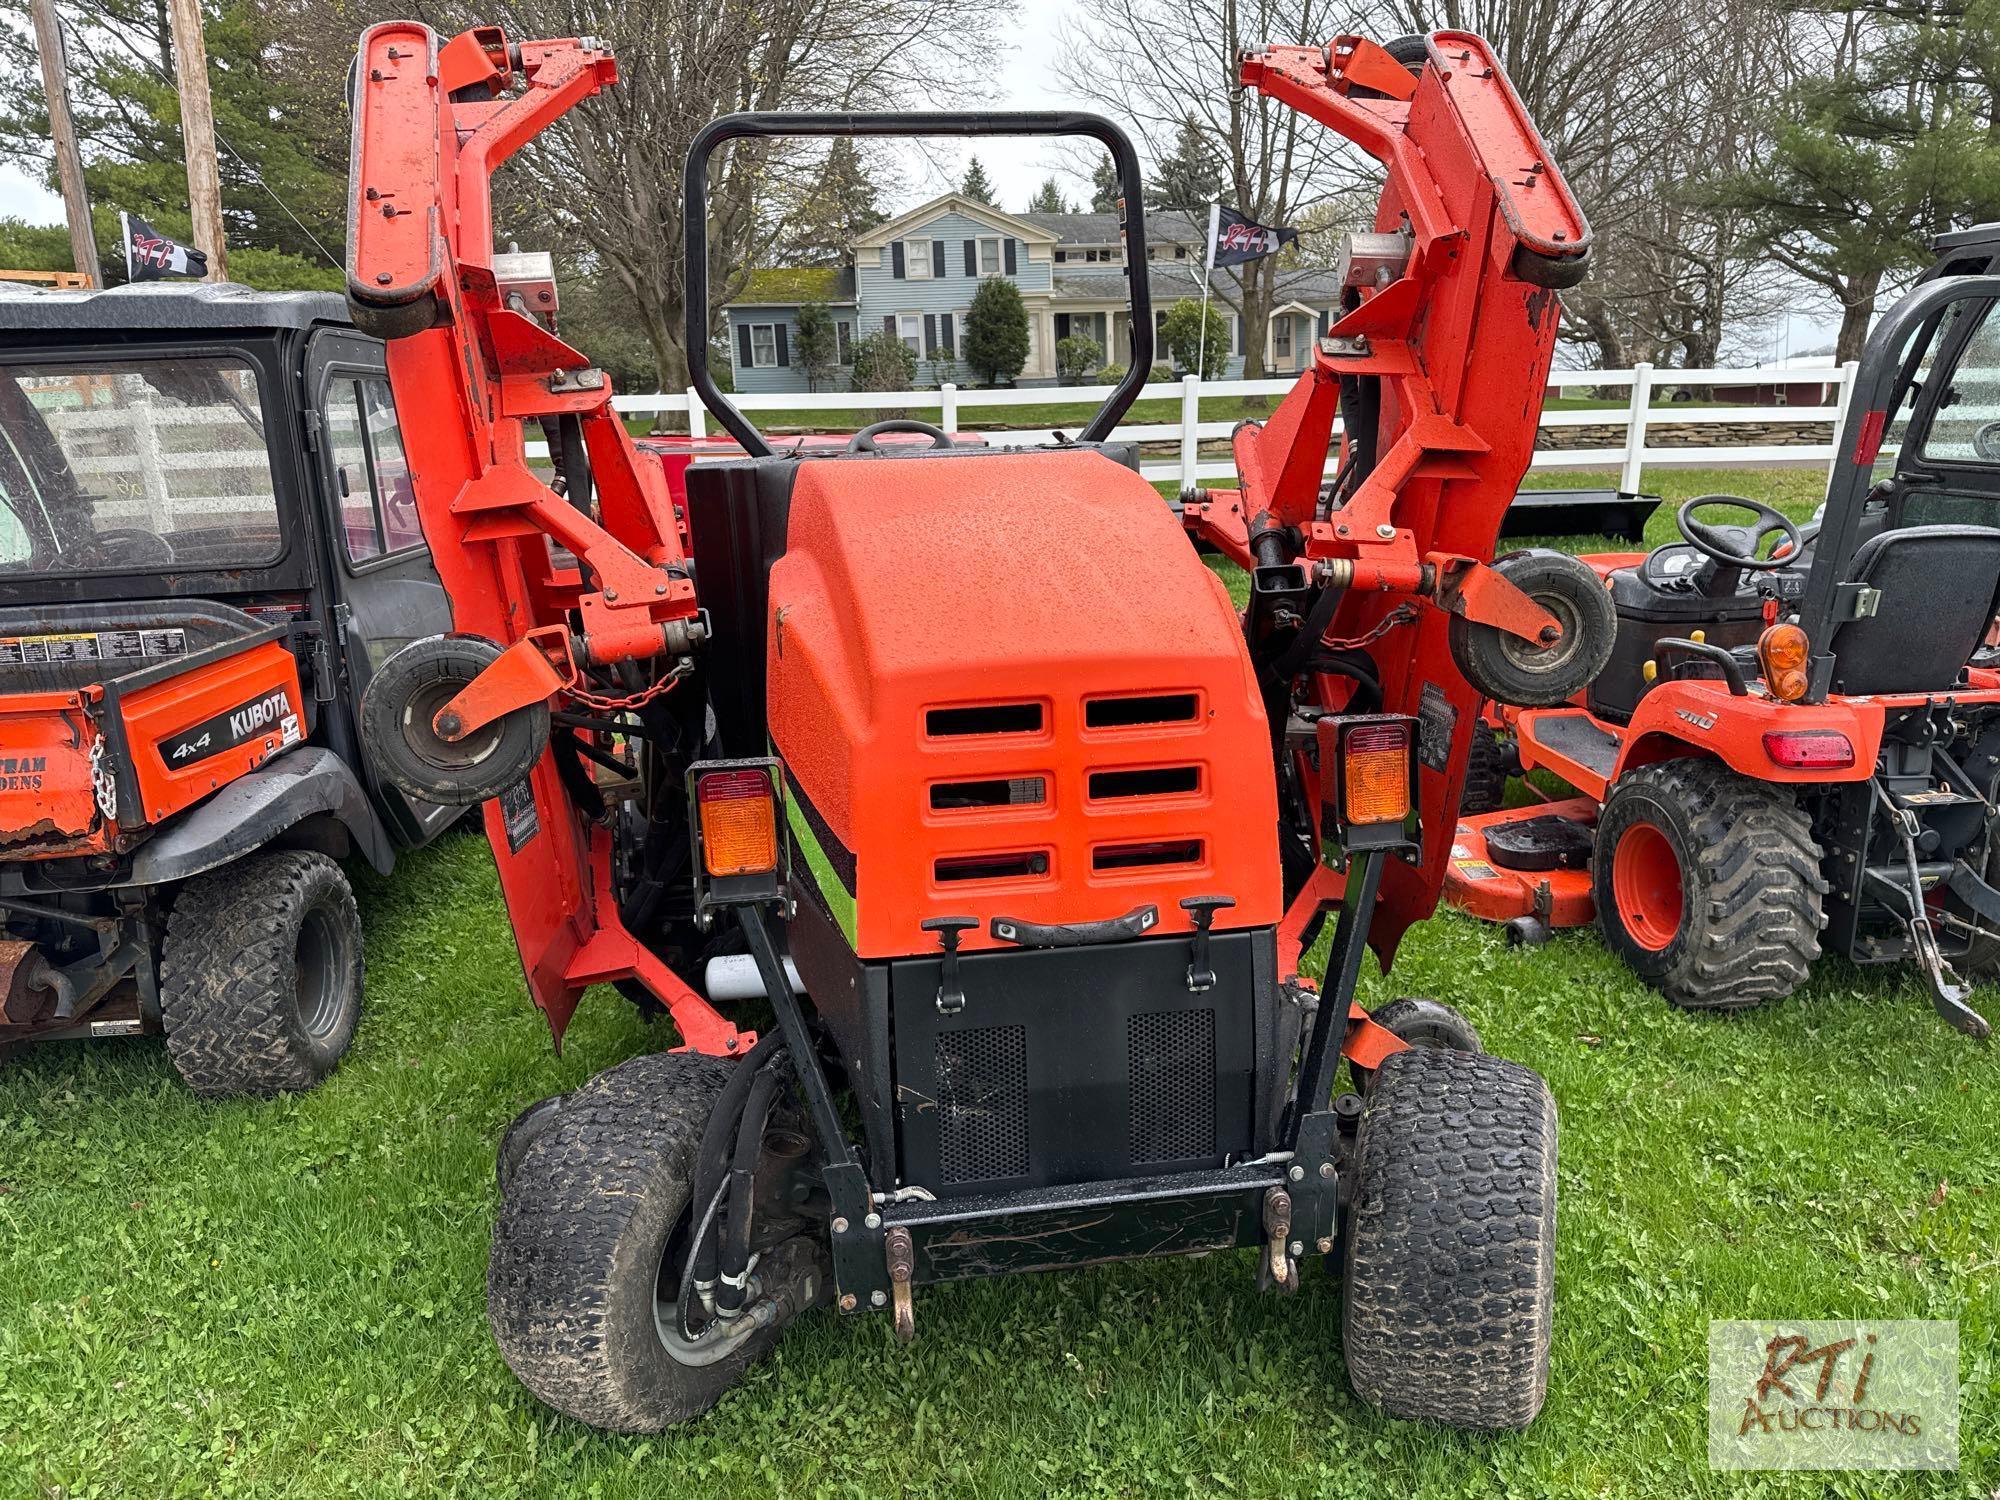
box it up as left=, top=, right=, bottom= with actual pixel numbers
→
left=5, top=466, right=1996, bottom=1498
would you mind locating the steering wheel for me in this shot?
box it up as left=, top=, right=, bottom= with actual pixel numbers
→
left=1674, top=494, right=1803, bottom=573
left=76, top=528, right=177, bottom=568
left=847, top=419, right=954, bottom=453
left=1973, top=420, right=2000, bottom=461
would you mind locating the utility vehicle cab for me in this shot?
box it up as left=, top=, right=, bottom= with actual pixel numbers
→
left=0, top=283, right=458, bottom=1091
left=1451, top=226, right=2000, bottom=1033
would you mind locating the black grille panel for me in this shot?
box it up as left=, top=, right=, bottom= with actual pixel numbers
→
left=936, top=1025, right=1030, bottom=1184
left=1127, top=1008, right=1216, bottom=1164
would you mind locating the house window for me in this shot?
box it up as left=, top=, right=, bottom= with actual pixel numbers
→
left=1175, top=245, right=1188, bottom=259
left=898, top=314, right=922, bottom=356
left=1056, top=249, right=1069, bottom=264
left=750, top=323, right=779, bottom=369
left=978, top=236, right=1002, bottom=275
left=1273, top=319, right=1293, bottom=362
left=836, top=320, right=854, bottom=365
left=905, top=239, right=932, bottom=279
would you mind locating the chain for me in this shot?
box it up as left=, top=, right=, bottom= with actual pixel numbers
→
left=566, top=660, right=692, bottom=713
left=1324, top=603, right=1420, bottom=652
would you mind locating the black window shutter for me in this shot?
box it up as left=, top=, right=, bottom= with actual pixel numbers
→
left=736, top=323, right=753, bottom=368
left=1004, top=238, right=1017, bottom=275
left=932, top=240, right=946, bottom=278
left=775, top=323, right=790, bottom=367
left=837, top=321, right=853, bottom=364
left=1317, top=309, right=1331, bottom=338
left=964, top=239, right=976, bottom=276
left=1055, top=312, right=1070, bottom=340
left=884, top=314, right=897, bottom=337
left=892, top=242, right=905, bottom=278
left=924, top=314, right=937, bottom=357
left=940, top=313, right=954, bottom=356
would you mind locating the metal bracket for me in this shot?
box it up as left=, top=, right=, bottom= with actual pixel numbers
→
left=885, top=1226, right=916, bottom=1341
left=1260, top=1186, right=1295, bottom=1292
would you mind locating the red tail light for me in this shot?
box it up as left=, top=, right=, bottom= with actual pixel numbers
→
left=1762, top=730, right=1854, bottom=770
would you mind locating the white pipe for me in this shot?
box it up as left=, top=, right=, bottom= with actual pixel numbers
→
left=704, top=952, right=803, bottom=1002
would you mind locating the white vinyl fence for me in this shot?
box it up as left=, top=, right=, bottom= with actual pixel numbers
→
left=578, top=359, right=1865, bottom=495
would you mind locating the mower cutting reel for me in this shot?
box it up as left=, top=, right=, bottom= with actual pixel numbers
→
left=345, top=23, right=1579, bottom=1435
left=1444, top=230, right=2000, bottom=1037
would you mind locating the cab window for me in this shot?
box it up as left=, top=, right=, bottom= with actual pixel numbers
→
left=324, top=375, right=424, bottom=565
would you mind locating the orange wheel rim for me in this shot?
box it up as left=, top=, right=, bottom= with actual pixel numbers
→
left=1613, top=822, right=1682, bottom=951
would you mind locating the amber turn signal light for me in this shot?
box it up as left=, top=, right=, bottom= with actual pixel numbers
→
left=697, top=767, right=779, bottom=876
left=1758, top=623, right=1810, bottom=703
left=1343, top=721, right=1413, bottom=826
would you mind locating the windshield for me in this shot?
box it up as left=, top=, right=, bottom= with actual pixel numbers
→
left=0, top=356, right=284, bottom=576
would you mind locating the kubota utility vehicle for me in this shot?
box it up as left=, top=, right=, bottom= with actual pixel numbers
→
left=0, top=285, right=462, bottom=1091
left=344, top=23, right=1609, bottom=1432
left=1445, top=227, right=2000, bottom=1037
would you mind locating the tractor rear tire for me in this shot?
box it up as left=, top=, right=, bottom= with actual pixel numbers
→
left=1448, top=551, right=1615, bottom=709
left=1460, top=720, right=1508, bottom=815
left=488, top=1052, right=818, bottom=1432
left=1593, top=759, right=1824, bottom=1011
left=361, top=635, right=550, bottom=807
left=160, top=850, right=364, bottom=1097
left=1341, top=1046, right=1557, bottom=1431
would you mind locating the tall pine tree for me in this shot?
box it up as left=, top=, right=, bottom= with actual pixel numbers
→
left=1025, top=178, right=1072, bottom=214
left=1146, top=116, right=1223, bottom=212
left=960, top=156, right=997, bottom=204
left=781, top=138, right=889, bottom=266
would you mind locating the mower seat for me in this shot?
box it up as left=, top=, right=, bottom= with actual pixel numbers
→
left=1825, top=524, right=2000, bottom=695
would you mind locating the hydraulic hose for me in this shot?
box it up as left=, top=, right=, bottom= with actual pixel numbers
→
left=688, top=1031, right=783, bottom=1298
left=714, top=1060, right=786, bottom=1317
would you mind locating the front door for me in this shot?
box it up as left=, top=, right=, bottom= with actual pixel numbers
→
left=304, top=329, right=458, bottom=843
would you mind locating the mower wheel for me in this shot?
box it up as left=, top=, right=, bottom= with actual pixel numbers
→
left=1460, top=721, right=1509, bottom=815
left=160, top=850, right=364, bottom=1097
left=1593, top=759, right=1824, bottom=1011
left=1449, top=551, right=1615, bottom=709
left=361, top=635, right=550, bottom=807
left=1342, top=1046, right=1557, bottom=1431
left=488, top=1052, right=822, bottom=1432
left=1350, top=995, right=1482, bottom=1094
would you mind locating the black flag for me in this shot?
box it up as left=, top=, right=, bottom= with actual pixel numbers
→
left=1207, top=205, right=1298, bottom=269
left=121, top=212, right=210, bottom=282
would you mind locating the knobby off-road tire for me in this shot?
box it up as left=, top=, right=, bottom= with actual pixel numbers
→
left=1593, top=758, right=1824, bottom=1012
left=1342, top=1046, right=1557, bottom=1431
left=488, top=1052, right=807, bottom=1432
left=1460, top=721, right=1509, bottom=816
left=160, top=849, right=364, bottom=1097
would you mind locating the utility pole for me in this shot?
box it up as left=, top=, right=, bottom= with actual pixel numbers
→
left=166, top=0, right=227, bottom=281
left=28, top=0, right=103, bottom=286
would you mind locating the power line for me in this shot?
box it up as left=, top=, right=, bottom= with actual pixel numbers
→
left=85, top=12, right=343, bottom=270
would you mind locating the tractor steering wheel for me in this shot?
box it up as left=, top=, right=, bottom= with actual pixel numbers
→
left=1972, top=420, right=2000, bottom=461
left=847, top=419, right=954, bottom=453
left=1674, top=494, right=1802, bottom=573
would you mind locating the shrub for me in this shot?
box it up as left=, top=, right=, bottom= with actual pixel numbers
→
left=1055, top=334, right=1103, bottom=384
left=964, top=278, right=1030, bottom=385
left=850, top=330, right=917, bottom=392
left=1161, top=297, right=1230, bottom=379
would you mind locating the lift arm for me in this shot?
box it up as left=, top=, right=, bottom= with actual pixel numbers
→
left=346, top=23, right=744, bottom=1051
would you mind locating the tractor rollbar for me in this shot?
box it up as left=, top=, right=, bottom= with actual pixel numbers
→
left=684, top=111, right=1154, bottom=456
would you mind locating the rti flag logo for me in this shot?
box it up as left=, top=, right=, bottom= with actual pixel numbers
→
left=1709, top=1320, right=1958, bottom=1470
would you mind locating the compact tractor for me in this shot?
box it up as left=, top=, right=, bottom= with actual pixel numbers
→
left=344, top=23, right=1609, bottom=1431
left=0, top=286, right=462, bottom=1091
left=1446, top=227, right=2000, bottom=1037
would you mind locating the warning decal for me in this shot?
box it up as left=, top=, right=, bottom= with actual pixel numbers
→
left=0, top=628, right=187, bottom=666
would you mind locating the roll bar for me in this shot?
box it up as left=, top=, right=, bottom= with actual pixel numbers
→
left=684, top=111, right=1154, bottom=457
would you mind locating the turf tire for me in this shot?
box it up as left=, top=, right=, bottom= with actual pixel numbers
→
left=160, top=849, right=364, bottom=1097
left=488, top=1052, right=808, bottom=1432
left=1341, top=1046, right=1557, bottom=1431
left=1593, top=759, right=1824, bottom=1011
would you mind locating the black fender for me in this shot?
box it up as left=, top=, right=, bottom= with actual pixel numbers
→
left=126, top=747, right=396, bottom=886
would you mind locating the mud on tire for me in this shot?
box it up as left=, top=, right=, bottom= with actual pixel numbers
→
left=488, top=1052, right=817, bottom=1432
left=1341, top=1046, right=1557, bottom=1431
left=1593, top=758, right=1824, bottom=1011
left=160, top=849, right=364, bottom=1097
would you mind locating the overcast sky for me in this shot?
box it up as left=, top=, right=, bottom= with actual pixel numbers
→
left=7, top=0, right=1839, bottom=360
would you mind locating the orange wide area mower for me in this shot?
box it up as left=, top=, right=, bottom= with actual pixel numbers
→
left=1446, top=227, right=2000, bottom=1038
left=343, top=23, right=1610, bottom=1433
